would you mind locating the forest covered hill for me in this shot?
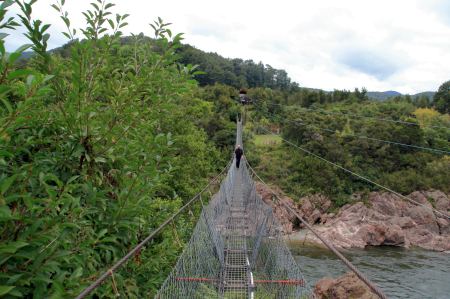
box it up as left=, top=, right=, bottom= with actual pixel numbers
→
left=20, top=38, right=301, bottom=91
left=366, top=90, right=436, bottom=101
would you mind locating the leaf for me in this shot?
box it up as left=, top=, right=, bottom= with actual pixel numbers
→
left=66, top=175, right=79, bottom=184
left=0, top=33, right=8, bottom=40
left=62, top=32, right=71, bottom=39
left=94, top=157, right=106, bottom=163
left=107, top=19, right=114, bottom=29
left=0, top=241, right=29, bottom=254
left=61, top=222, right=80, bottom=230
left=43, top=75, right=54, bottom=83
left=70, top=267, right=83, bottom=279
left=97, top=228, right=108, bottom=239
left=7, top=69, right=33, bottom=80
left=104, top=3, right=115, bottom=9
left=26, top=75, right=35, bottom=87
left=90, top=2, right=99, bottom=11
left=8, top=289, right=22, bottom=297
left=1, top=0, right=15, bottom=9
left=62, top=17, right=70, bottom=28
left=0, top=206, right=13, bottom=222
left=15, top=44, right=33, bottom=53
left=7, top=52, right=22, bottom=65
left=1, top=174, right=17, bottom=195
left=0, top=98, right=13, bottom=114
left=0, top=286, right=15, bottom=296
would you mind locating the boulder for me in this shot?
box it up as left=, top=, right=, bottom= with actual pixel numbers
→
left=437, top=218, right=450, bottom=235
left=308, top=209, right=322, bottom=224
left=391, top=216, right=415, bottom=229
left=357, top=224, right=386, bottom=246
left=384, top=225, right=408, bottom=246
left=309, top=194, right=332, bottom=213
left=404, top=206, right=439, bottom=233
left=409, top=191, right=434, bottom=208
left=314, top=272, right=378, bottom=299
left=371, top=193, right=398, bottom=216
left=256, top=183, right=296, bottom=234
left=299, top=198, right=314, bottom=216
left=427, top=190, right=450, bottom=212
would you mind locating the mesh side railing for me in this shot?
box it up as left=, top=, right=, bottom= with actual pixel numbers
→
left=156, top=121, right=311, bottom=298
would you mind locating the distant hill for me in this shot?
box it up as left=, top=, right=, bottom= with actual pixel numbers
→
left=19, top=51, right=34, bottom=59
left=366, top=91, right=402, bottom=100
left=413, top=91, right=435, bottom=99
left=367, top=90, right=436, bottom=101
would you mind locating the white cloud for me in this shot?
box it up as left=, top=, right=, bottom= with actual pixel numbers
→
left=4, top=0, right=450, bottom=93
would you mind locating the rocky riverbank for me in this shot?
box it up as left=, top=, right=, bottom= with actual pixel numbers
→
left=256, top=183, right=450, bottom=252
left=314, top=272, right=378, bottom=299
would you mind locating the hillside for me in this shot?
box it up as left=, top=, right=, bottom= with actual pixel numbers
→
left=177, top=44, right=300, bottom=90
left=413, top=91, right=436, bottom=99
left=20, top=40, right=300, bottom=92
left=367, top=90, right=436, bottom=101
left=366, top=90, right=402, bottom=100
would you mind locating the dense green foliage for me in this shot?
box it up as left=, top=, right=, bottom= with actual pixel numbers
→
left=0, top=1, right=230, bottom=297
left=434, top=80, right=450, bottom=114
left=246, top=88, right=450, bottom=207
left=178, top=44, right=299, bottom=91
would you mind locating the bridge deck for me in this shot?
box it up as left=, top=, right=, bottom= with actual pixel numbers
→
left=220, top=167, right=253, bottom=298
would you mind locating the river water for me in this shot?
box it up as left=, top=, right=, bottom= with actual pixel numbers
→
left=288, top=241, right=450, bottom=299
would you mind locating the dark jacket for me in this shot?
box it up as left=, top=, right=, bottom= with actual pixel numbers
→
left=235, top=147, right=243, bottom=158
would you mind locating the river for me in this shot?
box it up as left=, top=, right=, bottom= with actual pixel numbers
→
left=288, top=241, right=450, bottom=299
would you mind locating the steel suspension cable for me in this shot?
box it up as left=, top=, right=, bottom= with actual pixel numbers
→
left=261, top=101, right=450, bottom=130
left=254, top=124, right=449, bottom=219
left=259, top=107, right=450, bottom=155
left=76, top=159, right=232, bottom=299
left=245, top=161, right=388, bottom=299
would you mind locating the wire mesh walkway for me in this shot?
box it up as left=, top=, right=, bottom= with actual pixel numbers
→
left=156, top=120, right=310, bottom=298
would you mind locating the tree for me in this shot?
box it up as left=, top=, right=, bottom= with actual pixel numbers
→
left=415, top=95, right=430, bottom=108
left=434, top=80, right=450, bottom=114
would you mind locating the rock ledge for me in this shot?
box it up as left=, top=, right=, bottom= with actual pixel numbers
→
left=256, top=183, right=450, bottom=251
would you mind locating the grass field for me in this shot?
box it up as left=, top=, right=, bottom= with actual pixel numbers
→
left=254, top=134, right=282, bottom=147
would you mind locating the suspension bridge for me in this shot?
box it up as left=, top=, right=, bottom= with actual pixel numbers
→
left=156, top=120, right=310, bottom=298
left=75, top=105, right=450, bottom=298
left=77, top=117, right=394, bottom=299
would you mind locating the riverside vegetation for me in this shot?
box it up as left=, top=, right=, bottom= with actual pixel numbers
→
left=245, top=88, right=449, bottom=207
left=1, top=0, right=449, bottom=298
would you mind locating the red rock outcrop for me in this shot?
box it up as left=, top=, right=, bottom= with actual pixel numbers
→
left=256, top=183, right=450, bottom=251
left=314, top=272, right=378, bottom=299
left=256, top=182, right=332, bottom=234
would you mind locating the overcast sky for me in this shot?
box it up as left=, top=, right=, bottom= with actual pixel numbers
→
left=5, top=0, right=450, bottom=93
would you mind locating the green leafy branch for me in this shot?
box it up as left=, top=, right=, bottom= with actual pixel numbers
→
left=15, top=0, right=52, bottom=72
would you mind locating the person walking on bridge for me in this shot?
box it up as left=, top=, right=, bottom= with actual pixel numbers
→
left=235, top=145, right=244, bottom=168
